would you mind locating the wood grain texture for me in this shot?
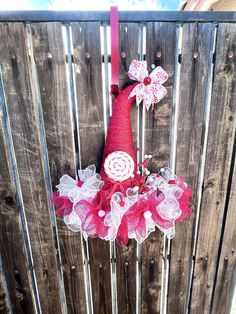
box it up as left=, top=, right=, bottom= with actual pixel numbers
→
left=167, top=23, right=216, bottom=313
left=31, top=22, right=87, bottom=313
left=71, top=22, right=111, bottom=314
left=190, top=23, right=236, bottom=313
left=211, top=145, right=236, bottom=314
left=0, top=269, right=10, bottom=314
left=0, top=22, right=63, bottom=313
left=116, top=23, right=140, bottom=314
left=0, top=119, right=34, bottom=313
left=141, top=22, right=176, bottom=314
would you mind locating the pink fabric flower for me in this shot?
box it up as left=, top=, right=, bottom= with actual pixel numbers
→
left=117, top=191, right=173, bottom=245
left=74, top=194, right=109, bottom=239
left=50, top=191, right=73, bottom=217
left=174, top=177, right=192, bottom=222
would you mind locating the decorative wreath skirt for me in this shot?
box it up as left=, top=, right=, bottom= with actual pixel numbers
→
left=51, top=165, right=192, bottom=246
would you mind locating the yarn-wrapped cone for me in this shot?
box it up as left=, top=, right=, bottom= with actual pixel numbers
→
left=100, top=82, right=138, bottom=183
left=98, top=82, right=140, bottom=211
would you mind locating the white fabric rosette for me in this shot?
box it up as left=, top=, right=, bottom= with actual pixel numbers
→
left=64, top=211, right=81, bottom=233
left=56, top=165, right=104, bottom=233
left=56, top=164, right=104, bottom=203
left=104, top=187, right=139, bottom=241
left=143, top=167, right=186, bottom=238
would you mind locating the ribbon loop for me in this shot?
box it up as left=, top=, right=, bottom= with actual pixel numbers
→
left=110, top=6, right=119, bottom=96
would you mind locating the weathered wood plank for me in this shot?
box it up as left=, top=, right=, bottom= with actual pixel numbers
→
left=71, top=22, right=111, bottom=314
left=0, top=263, right=10, bottom=314
left=141, top=22, right=176, bottom=314
left=211, top=144, right=236, bottom=314
left=167, top=23, right=216, bottom=313
left=190, top=23, right=236, bottom=313
left=0, top=22, right=64, bottom=313
left=31, top=22, right=87, bottom=313
left=115, top=22, right=140, bottom=314
left=0, top=119, right=35, bottom=314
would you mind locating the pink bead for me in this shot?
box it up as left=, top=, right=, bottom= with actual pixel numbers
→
left=120, top=200, right=125, bottom=207
left=98, top=210, right=106, bottom=217
left=143, top=210, right=152, bottom=219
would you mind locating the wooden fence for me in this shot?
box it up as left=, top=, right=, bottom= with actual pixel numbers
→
left=0, top=11, right=235, bottom=314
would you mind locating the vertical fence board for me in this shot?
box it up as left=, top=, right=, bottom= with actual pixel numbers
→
left=71, top=22, right=111, bottom=314
left=141, top=22, right=176, bottom=314
left=115, top=22, right=140, bottom=314
left=31, top=22, right=87, bottom=313
left=190, top=23, right=236, bottom=313
left=211, top=143, right=236, bottom=314
left=0, top=17, right=235, bottom=314
left=0, top=119, right=35, bottom=313
left=0, top=23, right=63, bottom=313
left=0, top=266, right=10, bottom=314
left=167, top=23, right=216, bottom=313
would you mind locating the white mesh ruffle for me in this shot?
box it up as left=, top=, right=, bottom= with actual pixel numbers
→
left=55, top=165, right=190, bottom=244
left=56, top=164, right=104, bottom=203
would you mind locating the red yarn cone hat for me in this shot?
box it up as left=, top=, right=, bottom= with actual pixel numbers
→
left=100, top=83, right=138, bottom=184
left=100, top=59, right=169, bottom=188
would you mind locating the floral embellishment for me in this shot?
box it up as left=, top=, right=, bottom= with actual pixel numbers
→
left=128, top=60, right=168, bottom=110
left=56, top=165, right=104, bottom=203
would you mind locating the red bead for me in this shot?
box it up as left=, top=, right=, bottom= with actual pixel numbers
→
left=144, top=76, right=152, bottom=85
left=143, top=160, right=148, bottom=167
left=77, top=180, right=83, bottom=187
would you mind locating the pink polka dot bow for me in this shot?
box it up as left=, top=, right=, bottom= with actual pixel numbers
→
left=128, top=60, right=168, bottom=110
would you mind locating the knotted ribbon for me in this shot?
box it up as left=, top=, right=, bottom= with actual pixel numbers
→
left=128, top=59, right=168, bottom=110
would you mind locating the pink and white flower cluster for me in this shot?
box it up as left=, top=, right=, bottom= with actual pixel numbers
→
left=51, top=165, right=192, bottom=245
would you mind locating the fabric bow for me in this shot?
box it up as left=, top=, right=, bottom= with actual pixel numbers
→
left=128, top=60, right=168, bottom=110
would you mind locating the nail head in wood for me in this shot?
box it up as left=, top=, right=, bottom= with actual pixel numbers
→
left=71, top=265, right=76, bottom=269
left=121, top=51, right=126, bottom=58
left=47, top=52, right=52, bottom=59
left=10, top=52, right=16, bottom=60
left=228, top=51, right=234, bottom=59
left=85, top=52, right=91, bottom=59
left=125, top=262, right=129, bottom=266
left=151, top=64, right=156, bottom=69
left=156, top=51, right=161, bottom=59
left=150, top=260, right=154, bottom=264
left=193, top=52, right=199, bottom=59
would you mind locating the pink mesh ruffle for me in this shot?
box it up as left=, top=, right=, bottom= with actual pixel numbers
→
left=50, top=166, right=192, bottom=245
